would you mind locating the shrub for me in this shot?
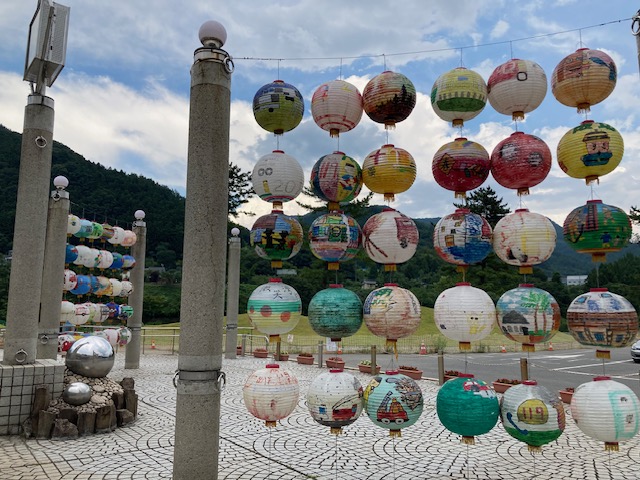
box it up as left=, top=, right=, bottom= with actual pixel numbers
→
left=327, top=356, right=343, bottom=361
left=495, top=378, right=521, bottom=385
left=399, top=365, right=419, bottom=371
left=298, top=352, right=313, bottom=357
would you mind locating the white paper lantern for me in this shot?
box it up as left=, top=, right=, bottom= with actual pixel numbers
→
left=72, top=303, right=91, bottom=326
left=108, top=226, right=126, bottom=245
left=311, top=79, right=363, bottom=137
left=97, top=250, right=114, bottom=269
left=362, top=208, right=418, bottom=271
left=109, top=279, right=123, bottom=297
left=487, top=58, right=547, bottom=120
left=61, top=300, right=75, bottom=324
left=307, top=369, right=363, bottom=435
left=243, top=364, right=299, bottom=427
left=119, top=281, right=134, bottom=297
left=63, top=269, right=77, bottom=291
left=363, top=284, right=421, bottom=348
left=83, top=302, right=99, bottom=324
left=67, top=214, right=81, bottom=236
left=251, top=150, right=304, bottom=208
left=121, top=230, right=137, bottom=247
left=80, top=248, right=101, bottom=269
left=73, top=245, right=93, bottom=267
left=94, top=303, right=109, bottom=324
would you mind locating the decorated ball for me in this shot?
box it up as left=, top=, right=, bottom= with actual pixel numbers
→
left=362, top=144, right=416, bottom=202
left=308, top=284, right=363, bottom=341
left=253, top=80, right=304, bottom=134
left=251, top=150, right=304, bottom=206
left=247, top=278, right=302, bottom=342
left=432, top=138, right=490, bottom=197
left=250, top=210, right=304, bottom=268
left=310, top=151, right=363, bottom=209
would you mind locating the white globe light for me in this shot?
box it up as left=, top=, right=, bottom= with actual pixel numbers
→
left=134, top=209, right=145, bottom=220
left=199, top=20, right=226, bottom=48
left=231, top=227, right=240, bottom=237
left=53, top=175, right=69, bottom=190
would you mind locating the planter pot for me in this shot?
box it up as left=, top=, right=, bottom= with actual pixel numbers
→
left=492, top=382, right=518, bottom=394
left=236, top=346, right=243, bottom=355
left=326, top=360, right=345, bottom=369
left=399, top=368, right=423, bottom=380
left=253, top=350, right=268, bottom=358
left=444, top=375, right=459, bottom=382
left=274, top=354, right=289, bottom=362
left=358, top=365, right=381, bottom=374
left=559, top=390, right=574, bottom=404
left=297, top=356, right=314, bottom=365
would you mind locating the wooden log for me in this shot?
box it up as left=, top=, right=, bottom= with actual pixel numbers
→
left=77, top=411, right=96, bottom=436
left=95, top=405, right=112, bottom=433
left=112, top=391, right=125, bottom=410
left=51, top=419, right=78, bottom=440
left=36, top=410, right=56, bottom=439
left=124, top=389, right=138, bottom=419
left=120, top=377, right=135, bottom=390
left=116, top=409, right=135, bottom=427
left=30, top=385, right=50, bottom=433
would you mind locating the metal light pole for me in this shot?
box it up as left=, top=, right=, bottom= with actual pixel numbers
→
left=125, top=209, right=146, bottom=369
left=632, top=10, right=640, bottom=77
left=173, top=20, right=233, bottom=479
left=225, top=227, right=241, bottom=359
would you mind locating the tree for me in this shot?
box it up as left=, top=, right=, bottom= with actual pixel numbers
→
left=296, top=186, right=375, bottom=219
left=629, top=206, right=640, bottom=243
left=454, top=186, right=510, bottom=227
left=228, top=162, right=254, bottom=218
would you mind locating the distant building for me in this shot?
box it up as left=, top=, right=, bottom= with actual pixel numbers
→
left=564, top=275, right=588, bottom=286
left=362, top=279, right=377, bottom=290
left=276, top=269, right=297, bottom=276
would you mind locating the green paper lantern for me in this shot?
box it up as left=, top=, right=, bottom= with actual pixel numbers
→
left=308, top=284, right=362, bottom=341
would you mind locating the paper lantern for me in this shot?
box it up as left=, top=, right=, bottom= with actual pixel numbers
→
left=307, top=369, right=364, bottom=435
left=99, top=328, right=120, bottom=347
left=73, top=245, right=92, bottom=267
left=362, top=208, right=418, bottom=271
left=119, top=304, right=134, bottom=321
left=308, top=212, right=361, bottom=270
left=432, top=138, right=490, bottom=198
left=122, top=254, right=136, bottom=270
left=106, top=301, right=120, bottom=320
left=551, top=48, right=617, bottom=113
left=433, top=209, right=492, bottom=270
left=310, top=151, right=363, bottom=210
left=118, top=326, right=132, bottom=346
left=490, top=132, right=552, bottom=195
left=571, top=376, right=639, bottom=451
left=363, top=284, right=421, bottom=348
left=430, top=67, right=487, bottom=127
left=434, top=283, right=496, bottom=350
left=557, top=120, right=623, bottom=184
left=74, top=219, right=93, bottom=239
left=500, top=380, right=565, bottom=452
left=109, top=252, right=125, bottom=270
left=251, top=150, right=304, bottom=208
left=72, top=303, right=91, bottom=326
left=67, top=214, right=81, bottom=236
left=80, top=248, right=102, bottom=269
left=362, top=70, right=416, bottom=128
left=563, top=200, right=631, bottom=262
left=58, top=333, right=76, bottom=353
left=108, top=226, right=126, bottom=245
left=253, top=80, right=304, bottom=135
left=70, top=274, right=91, bottom=296
left=308, top=284, right=362, bottom=341
left=493, top=209, right=556, bottom=274
left=63, top=269, right=77, bottom=291
left=101, top=224, right=114, bottom=241
left=109, top=279, right=123, bottom=297
left=93, top=276, right=111, bottom=296
left=436, top=374, right=499, bottom=444
left=87, top=222, right=104, bottom=240
left=496, top=284, right=561, bottom=351
left=243, top=364, right=300, bottom=427
left=83, top=302, right=99, bottom=324
left=247, top=278, right=301, bottom=342
left=487, top=58, right=547, bottom=120
left=65, top=244, right=78, bottom=264
left=121, top=230, right=137, bottom=247
left=250, top=210, right=304, bottom=268
left=94, top=303, right=109, bottom=323
left=97, top=250, right=113, bottom=270
left=311, top=79, right=363, bottom=137
left=567, top=288, right=638, bottom=356
left=61, top=300, right=75, bottom=324
left=364, top=371, right=424, bottom=437
left=119, top=281, right=134, bottom=297
left=362, top=144, right=416, bottom=201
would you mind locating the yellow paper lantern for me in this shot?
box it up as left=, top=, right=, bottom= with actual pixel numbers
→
left=431, top=67, right=487, bottom=127
left=488, top=58, right=547, bottom=121
left=362, top=144, right=416, bottom=201
left=311, top=79, right=363, bottom=137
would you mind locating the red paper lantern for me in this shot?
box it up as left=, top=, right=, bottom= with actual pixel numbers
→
left=432, top=138, right=490, bottom=198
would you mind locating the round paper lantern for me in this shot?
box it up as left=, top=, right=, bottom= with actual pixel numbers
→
left=551, top=48, right=617, bottom=113
left=364, top=371, right=424, bottom=437
left=250, top=210, right=304, bottom=268
left=310, top=151, right=363, bottom=210
left=109, top=252, right=124, bottom=270
left=118, top=326, right=132, bottom=346
left=253, top=80, right=304, bottom=135
left=95, top=276, right=112, bottom=296
left=121, top=230, right=137, bottom=247
left=67, top=215, right=81, bottom=236
left=571, top=376, right=639, bottom=451
left=63, top=269, right=77, bottom=291
left=243, top=364, right=299, bottom=427
left=433, top=209, right=492, bottom=270
left=72, top=302, right=91, bottom=326
left=362, top=70, right=416, bottom=128
left=500, top=380, right=565, bottom=452
left=74, top=219, right=93, bottom=239
left=563, top=200, right=631, bottom=262
left=311, top=79, right=363, bottom=137
left=122, top=254, right=136, bottom=270
left=108, top=226, right=126, bottom=245
left=556, top=120, right=623, bottom=184
left=101, top=224, right=114, bottom=241
left=430, top=67, right=487, bottom=127
left=487, top=58, right=547, bottom=120
left=65, top=336, right=115, bottom=378
left=436, top=373, right=499, bottom=444
left=98, top=328, right=120, bottom=347
left=83, top=302, right=99, bottom=324
left=70, top=274, right=91, bottom=296
left=79, top=248, right=101, bottom=269
left=65, top=243, right=78, bottom=264
left=308, top=212, right=361, bottom=270
left=308, top=284, right=363, bottom=341
left=106, top=301, right=120, bottom=320
left=87, top=222, right=104, bottom=240
left=362, top=208, right=418, bottom=271
left=490, top=132, right=552, bottom=195
left=247, top=278, right=302, bottom=342
left=363, top=284, right=421, bottom=348
left=493, top=209, right=556, bottom=274
left=362, top=144, right=416, bottom=201
left=97, top=250, right=114, bottom=269
left=434, top=283, right=496, bottom=350
left=94, top=303, right=109, bottom=323
left=73, top=245, right=92, bottom=267
left=567, top=288, right=638, bottom=355
left=496, top=284, right=561, bottom=351
left=432, top=138, right=490, bottom=198
left=119, top=281, right=134, bottom=297
left=251, top=150, right=304, bottom=208
left=307, top=369, right=364, bottom=435
left=109, top=279, right=123, bottom=297
left=119, top=304, right=134, bottom=321
left=58, top=333, right=76, bottom=353
left=61, top=300, right=75, bottom=324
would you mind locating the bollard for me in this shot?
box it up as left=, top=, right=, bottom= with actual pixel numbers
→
left=520, top=357, right=529, bottom=381
left=370, top=345, right=377, bottom=374
left=438, top=351, right=445, bottom=385
left=275, top=340, right=282, bottom=361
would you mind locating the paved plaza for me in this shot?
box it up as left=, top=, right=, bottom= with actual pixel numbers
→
left=0, top=352, right=639, bottom=479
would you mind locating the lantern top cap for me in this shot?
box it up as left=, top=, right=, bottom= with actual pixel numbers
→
left=383, top=283, right=398, bottom=287
left=590, top=287, right=608, bottom=292
left=456, top=282, right=471, bottom=287
left=198, top=20, right=227, bottom=48
left=385, top=369, right=399, bottom=375
left=523, top=380, right=537, bottom=386
left=594, top=376, right=611, bottom=381
left=586, top=199, right=603, bottom=205
left=231, top=227, right=240, bottom=237
left=454, top=208, right=470, bottom=214
left=515, top=208, right=530, bottom=213
left=382, top=207, right=396, bottom=212
left=329, top=284, right=343, bottom=288
left=265, top=364, right=280, bottom=369
left=53, top=176, right=69, bottom=190
left=271, top=209, right=284, bottom=214
left=519, top=283, right=535, bottom=288
left=581, top=119, right=595, bottom=125
left=332, top=151, right=345, bottom=155
left=269, top=277, right=282, bottom=283
left=381, top=144, right=395, bottom=148
left=134, top=209, right=145, bottom=220
left=454, top=137, right=468, bottom=141
left=458, top=373, right=474, bottom=378
left=510, top=131, right=525, bottom=136
left=272, top=149, right=285, bottom=154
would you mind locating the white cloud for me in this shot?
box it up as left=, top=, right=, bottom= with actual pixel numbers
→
left=490, top=20, right=510, bottom=39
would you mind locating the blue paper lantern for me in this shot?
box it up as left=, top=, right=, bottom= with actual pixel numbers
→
left=65, top=244, right=78, bottom=264
left=70, top=275, right=92, bottom=296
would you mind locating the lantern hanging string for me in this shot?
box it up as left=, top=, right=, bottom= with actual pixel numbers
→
left=334, top=434, right=338, bottom=480
left=459, top=48, right=464, bottom=68
left=532, top=451, right=537, bottom=477
left=602, top=356, right=607, bottom=376
left=391, top=436, right=397, bottom=480
left=509, top=41, right=514, bottom=59
left=267, top=428, right=272, bottom=478
left=466, top=443, right=471, bottom=480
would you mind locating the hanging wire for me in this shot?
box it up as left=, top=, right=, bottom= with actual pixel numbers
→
left=509, top=40, right=514, bottom=59
left=267, top=428, right=272, bottom=478
left=334, top=434, right=339, bottom=480
left=466, top=443, right=470, bottom=479
left=277, top=59, right=281, bottom=79
left=391, top=436, right=397, bottom=480
left=339, top=58, right=343, bottom=80
left=383, top=53, right=387, bottom=70
left=579, top=29, right=584, bottom=48
left=459, top=47, right=464, bottom=67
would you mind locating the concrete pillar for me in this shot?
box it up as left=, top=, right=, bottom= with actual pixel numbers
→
left=4, top=94, right=55, bottom=366
left=173, top=21, right=232, bottom=480
left=125, top=210, right=147, bottom=369
left=224, top=228, right=241, bottom=359
left=37, top=177, right=70, bottom=359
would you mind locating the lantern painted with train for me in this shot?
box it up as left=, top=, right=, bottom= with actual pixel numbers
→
left=433, top=283, right=496, bottom=350
left=557, top=120, right=623, bottom=184
left=243, top=364, right=300, bottom=428
left=308, top=212, right=361, bottom=270
left=363, top=284, right=421, bottom=349
left=490, top=132, right=552, bottom=196
left=362, top=144, right=416, bottom=201
left=563, top=200, right=631, bottom=262
left=500, top=380, right=565, bottom=452
left=436, top=373, right=499, bottom=444
left=307, top=369, right=364, bottom=435
left=253, top=80, right=304, bottom=135
left=487, top=58, right=547, bottom=121
left=433, top=209, right=492, bottom=271
left=432, top=138, right=490, bottom=198
left=493, top=209, right=556, bottom=274
left=250, top=210, right=304, bottom=268
left=310, top=151, right=362, bottom=210
left=362, top=70, right=416, bottom=129
left=496, top=284, right=561, bottom=351
left=551, top=48, right=617, bottom=113
left=430, top=67, right=487, bottom=127
left=362, top=208, right=418, bottom=271
left=251, top=150, right=304, bottom=209
left=571, top=376, right=640, bottom=451
left=311, top=79, right=363, bottom=137
left=364, top=371, right=424, bottom=437
left=247, top=278, right=302, bottom=343
left=308, top=284, right=362, bottom=341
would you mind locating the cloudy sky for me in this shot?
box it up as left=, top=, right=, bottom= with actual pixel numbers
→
left=0, top=1, right=638, bottom=229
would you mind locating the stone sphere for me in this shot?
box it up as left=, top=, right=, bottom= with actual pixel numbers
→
left=62, top=382, right=92, bottom=406
left=65, top=336, right=115, bottom=378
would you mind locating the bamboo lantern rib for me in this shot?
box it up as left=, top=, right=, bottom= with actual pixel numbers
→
left=311, top=79, right=363, bottom=137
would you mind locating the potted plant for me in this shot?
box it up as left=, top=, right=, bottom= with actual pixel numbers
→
left=444, top=370, right=460, bottom=381
left=492, top=378, right=521, bottom=394
left=358, top=360, right=380, bottom=374
left=253, top=347, right=268, bottom=358
left=559, top=387, right=574, bottom=404
left=236, top=345, right=243, bottom=356
left=399, top=365, right=423, bottom=380
left=326, top=356, right=345, bottom=369
left=296, top=352, right=314, bottom=365
left=274, top=351, right=289, bottom=361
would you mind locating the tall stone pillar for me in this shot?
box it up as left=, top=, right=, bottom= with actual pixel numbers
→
left=224, top=228, right=241, bottom=359
left=125, top=210, right=146, bottom=369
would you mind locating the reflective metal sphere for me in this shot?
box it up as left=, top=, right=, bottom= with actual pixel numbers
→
left=65, top=336, right=115, bottom=378
left=62, top=382, right=92, bottom=406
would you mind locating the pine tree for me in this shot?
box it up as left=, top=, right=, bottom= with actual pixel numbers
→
left=454, top=186, right=511, bottom=227
left=228, top=162, right=254, bottom=218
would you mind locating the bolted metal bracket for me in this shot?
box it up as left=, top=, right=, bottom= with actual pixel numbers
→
left=173, top=369, right=226, bottom=390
